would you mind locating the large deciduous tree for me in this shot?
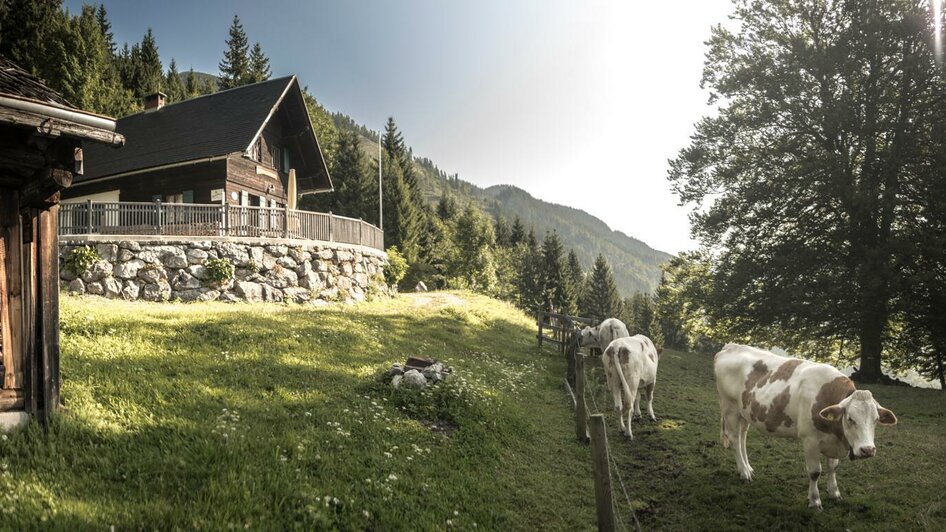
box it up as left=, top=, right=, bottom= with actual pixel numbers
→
left=669, top=0, right=945, bottom=382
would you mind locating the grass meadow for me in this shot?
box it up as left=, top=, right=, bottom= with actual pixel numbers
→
left=0, top=291, right=942, bottom=530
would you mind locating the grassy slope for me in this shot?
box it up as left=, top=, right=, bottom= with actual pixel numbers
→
left=1, top=293, right=943, bottom=530
left=0, top=293, right=596, bottom=530
left=584, top=349, right=946, bottom=531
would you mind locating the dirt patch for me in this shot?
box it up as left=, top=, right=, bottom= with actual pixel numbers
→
left=404, top=292, right=466, bottom=309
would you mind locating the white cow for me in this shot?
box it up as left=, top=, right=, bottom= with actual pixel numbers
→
left=602, top=334, right=661, bottom=439
left=714, top=344, right=898, bottom=509
left=580, top=318, right=629, bottom=351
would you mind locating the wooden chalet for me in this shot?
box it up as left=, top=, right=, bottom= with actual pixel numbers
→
left=62, top=76, right=332, bottom=208
left=0, top=57, right=124, bottom=429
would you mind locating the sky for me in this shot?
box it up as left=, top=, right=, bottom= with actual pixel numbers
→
left=65, top=0, right=737, bottom=254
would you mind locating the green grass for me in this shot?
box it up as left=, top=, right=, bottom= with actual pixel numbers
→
left=1, top=292, right=944, bottom=530
left=0, top=292, right=596, bottom=530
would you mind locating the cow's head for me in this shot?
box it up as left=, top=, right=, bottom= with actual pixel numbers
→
left=819, top=390, right=897, bottom=460
left=579, top=326, right=598, bottom=348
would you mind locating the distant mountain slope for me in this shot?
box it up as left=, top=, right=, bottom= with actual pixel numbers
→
left=332, top=114, right=673, bottom=295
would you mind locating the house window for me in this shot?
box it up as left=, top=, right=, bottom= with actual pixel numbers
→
left=166, top=193, right=183, bottom=203
left=272, top=143, right=282, bottom=172
left=282, top=148, right=291, bottom=172
left=182, top=190, right=194, bottom=204
left=240, top=190, right=249, bottom=206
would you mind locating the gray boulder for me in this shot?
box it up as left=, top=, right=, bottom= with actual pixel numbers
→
left=113, top=259, right=145, bottom=279
left=67, top=278, right=85, bottom=294
left=401, top=369, right=427, bottom=389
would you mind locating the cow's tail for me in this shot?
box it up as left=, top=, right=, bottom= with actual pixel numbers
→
left=612, top=345, right=634, bottom=409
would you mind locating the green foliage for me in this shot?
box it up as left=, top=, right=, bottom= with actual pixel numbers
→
left=447, top=205, right=496, bottom=291
left=218, top=14, right=249, bottom=89
left=164, top=58, right=186, bottom=103
left=515, top=230, right=543, bottom=314
left=246, top=42, right=271, bottom=83
left=205, top=258, right=235, bottom=284
left=669, top=0, right=946, bottom=381
left=384, top=246, right=408, bottom=287
left=581, top=254, right=620, bottom=322
left=64, top=245, right=101, bottom=275
left=539, top=231, right=573, bottom=315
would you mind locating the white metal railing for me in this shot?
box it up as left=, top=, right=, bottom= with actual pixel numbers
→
left=59, top=200, right=384, bottom=250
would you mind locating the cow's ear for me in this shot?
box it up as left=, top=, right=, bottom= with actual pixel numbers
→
left=819, top=405, right=844, bottom=422
left=877, top=406, right=898, bottom=425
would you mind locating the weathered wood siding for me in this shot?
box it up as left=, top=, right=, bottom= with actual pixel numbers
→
left=62, top=159, right=228, bottom=203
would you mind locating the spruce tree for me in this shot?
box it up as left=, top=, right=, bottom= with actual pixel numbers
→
left=383, top=117, right=421, bottom=202
left=516, top=229, right=543, bottom=314
left=218, top=15, right=249, bottom=89
left=331, top=129, right=375, bottom=221
left=566, top=249, right=585, bottom=311
left=449, top=205, right=496, bottom=290
left=95, top=4, right=114, bottom=54
left=165, top=58, right=186, bottom=103
left=135, top=28, right=164, bottom=97
left=436, top=193, right=458, bottom=221
left=379, top=151, right=421, bottom=262
left=185, top=68, right=200, bottom=98
left=582, top=254, right=620, bottom=321
left=494, top=216, right=512, bottom=247
left=510, top=217, right=526, bottom=246
left=540, top=231, right=572, bottom=314
left=247, top=42, right=271, bottom=83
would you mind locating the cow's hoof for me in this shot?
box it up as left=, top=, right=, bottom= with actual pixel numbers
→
left=649, top=415, right=657, bottom=422
left=828, top=492, right=842, bottom=501
left=808, top=500, right=823, bottom=511
left=740, top=472, right=753, bottom=483
left=632, top=414, right=641, bottom=421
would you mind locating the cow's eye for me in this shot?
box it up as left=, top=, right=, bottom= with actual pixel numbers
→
left=848, top=418, right=856, bottom=426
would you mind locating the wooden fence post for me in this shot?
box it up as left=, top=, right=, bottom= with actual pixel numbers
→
left=537, top=313, right=544, bottom=347
left=154, top=199, right=163, bottom=234
left=575, top=353, right=589, bottom=443
left=85, top=199, right=93, bottom=234
left=589, top=414, right=616, bottom=532
left=328, top=212, right=334, bottom=242
left=283, top=205, right=290, bottom=239
left=359, top=219, right=364, bottom=246
left=222, top=204, right=229, bottom=236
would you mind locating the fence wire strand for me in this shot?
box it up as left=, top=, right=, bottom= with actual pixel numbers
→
left=579, top=352, right=642, bottom=532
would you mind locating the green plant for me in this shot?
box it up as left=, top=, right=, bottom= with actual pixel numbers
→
left=384, top=246, right=408, bottom=287
left=64, top=246, right=101, bottom=275
left=365, top=273, right=387, bottom=301
left=245, top=260, right=261, bottom=273
left=205, top=258, right=235, bottom=284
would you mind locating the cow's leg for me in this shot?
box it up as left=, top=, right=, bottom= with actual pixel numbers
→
left=644, top=382, right=656, bottom=421
left=722, top=408, right=751, bottom=481
left=804, top=441, right=823, bottom=510
left=826, top=458, right=841, bottom=500
left=631, top=384, right=642, bottom=419
left=739, top=419, right=753, bottom=475
left=608, top=370, right=627, bottom=435
left=623, top=377, right=640, bottom=440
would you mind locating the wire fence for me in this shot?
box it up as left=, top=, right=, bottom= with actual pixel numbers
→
left=547, top=321, right=642, bottom=532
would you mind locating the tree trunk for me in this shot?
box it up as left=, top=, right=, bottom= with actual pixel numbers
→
left=857, top=320, right=884, bottom=383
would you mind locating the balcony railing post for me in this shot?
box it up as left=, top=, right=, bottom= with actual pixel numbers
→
left=359, top=218, right=364, bottom=246
left=155, top=199, right=163, bottom=235
left=222, top=203, right=229, bottom=237
left=328, top=211, right=334, bottom=242
left=283, top=205, right=290, bottom=239
left=86, top=199, right=93, bottom=234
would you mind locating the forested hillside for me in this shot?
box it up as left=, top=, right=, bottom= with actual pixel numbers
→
left=335, top=117, right=671, bottom=294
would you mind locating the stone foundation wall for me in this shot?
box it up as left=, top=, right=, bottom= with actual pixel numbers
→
left=59, top=237, right=388, bottom=304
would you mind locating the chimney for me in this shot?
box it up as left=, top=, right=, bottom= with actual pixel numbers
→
left=143, top=92, right=167, bottom=112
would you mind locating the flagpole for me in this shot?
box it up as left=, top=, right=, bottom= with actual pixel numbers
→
left=378, top=131, right=384, bottom=232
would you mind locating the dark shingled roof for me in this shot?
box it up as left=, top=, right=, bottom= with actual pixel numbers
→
left=81, top=76, right=298, bottom=181
left=0, top=56, right=72, bottom=107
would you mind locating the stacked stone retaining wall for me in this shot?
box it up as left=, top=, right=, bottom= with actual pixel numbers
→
left=59, top=237, right=388, bottom=304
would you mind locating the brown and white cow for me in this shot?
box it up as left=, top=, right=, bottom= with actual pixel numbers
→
left=580, top=318, right=629, bottom=351
left=714, top=344, right=898, bottom=509
left=603, top=334, right=661, bottom=439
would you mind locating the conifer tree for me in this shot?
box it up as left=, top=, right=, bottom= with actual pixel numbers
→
left=517, top=229, right=543, bottom=314
left=218, top=15, right=249, bottom=89
left=95, top=4, right=114, bottom=54
left=165, top=58, right=186, bottom=103
left=510, top=217, right=526, bottom=246
left=449, top=205, right=496, bottom=290
left=379, top=151, right=422, bottom=262
left=331, top=129, right=375, bottom=221
left=566, top=249, right=585, bottom=311
left=383, top=117, right=421, bottom=202
left=494, top=216, right=512, bottom=247
left=135, top=28, right=164, bottom=97
left=540, top=231, right=572, bottom=314
left=582, top=254, right=620, bottom=321
left=185, top=68, right=200, bottom=98
left=247, top=42, right=271, bottom=83
left=436, top=193, right=458, bottom=221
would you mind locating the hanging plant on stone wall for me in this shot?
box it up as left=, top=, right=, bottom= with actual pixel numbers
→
left=205, top=258, right=236, bottom=288
left=64, top=246, right=101, bottom=275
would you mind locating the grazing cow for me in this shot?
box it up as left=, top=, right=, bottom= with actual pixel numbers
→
left=580, top=318, right=629, bottom=350
left=602, top=335, right=661, bottom=438
left=714, top=344, right=898, bottom=509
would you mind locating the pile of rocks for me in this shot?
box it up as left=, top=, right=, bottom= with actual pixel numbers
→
left=389, top=356, right=452, bottom=389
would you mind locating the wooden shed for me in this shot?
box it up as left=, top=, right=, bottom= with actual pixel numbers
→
left=0, top=57, right=123, bottom=429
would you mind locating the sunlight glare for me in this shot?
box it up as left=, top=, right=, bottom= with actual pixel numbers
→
left=934, top=0, right=944, bottom=64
